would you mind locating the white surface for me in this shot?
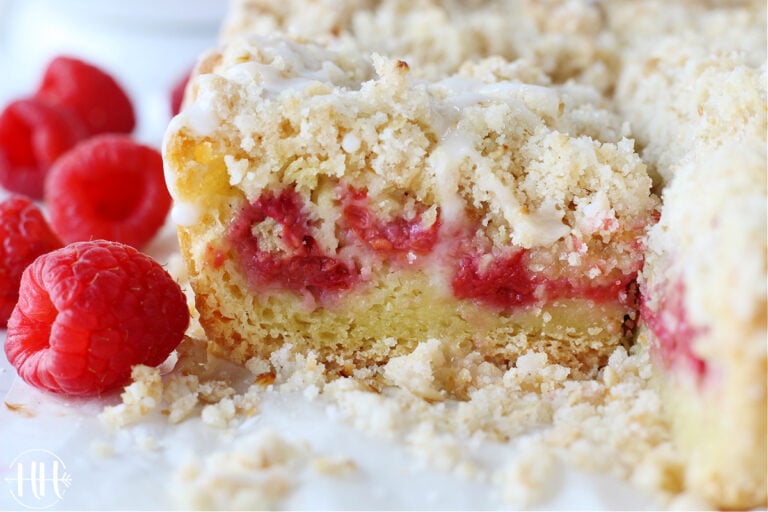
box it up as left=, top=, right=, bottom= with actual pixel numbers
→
left=0, top=3, right=664, bottom=510
left=0, top=0, right=227, bottom=145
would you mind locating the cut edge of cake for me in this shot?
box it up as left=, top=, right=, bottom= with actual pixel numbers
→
left=639, top=144, right=767, bottom=509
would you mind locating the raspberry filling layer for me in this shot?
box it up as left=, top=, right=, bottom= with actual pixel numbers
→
left=640, top=281, right=707, bottom=379
left=342, top=187, right=439, bottom=256
left=452, top=249, right=636, bottom=309
left=228, top=188, right=359, bottom=296
left=227, top=185, right=639, bottom=310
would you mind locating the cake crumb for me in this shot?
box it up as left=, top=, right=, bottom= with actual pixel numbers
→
left=89, top=440, right=114, bottom=459
left=136, top=434, right=160, bottom=452
left=99, top=337, right=261, bottom=428
left=383, top=338, right=449, bottom=401
left=201, top=398, right=237, bottom=428
left=169, top=429, right=308, bottom=510
left=310, top=456, right=357, bottom=477
left=198, top=380, right=236, bottom=404
left=245, top=356, right=271, bottom=376
left=164, top=374, right=201, bottom=423
left=406, top=422, right=477, bottom=478
left=270, top=345, right=328, bottom=393
left=495, top=439, right=560, bottom=507
left=99, top=365, right=163, bottom=429
left=233, top=384, right=261, bottom=417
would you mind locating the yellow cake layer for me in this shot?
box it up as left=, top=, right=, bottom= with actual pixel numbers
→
left=189, top=254, right=631, bottom=378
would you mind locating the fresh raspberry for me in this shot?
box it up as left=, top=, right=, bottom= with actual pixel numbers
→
left=170, top=69, right=191, bottom=116
left=36, top=56, right=135, bottom=136
left=0, top=196, right=63, bottom=326
left=5, top=240, right=189, bottom=396
left=45, top=135, right=171, bottom=249
left=0, top=97, right=87, bottom=199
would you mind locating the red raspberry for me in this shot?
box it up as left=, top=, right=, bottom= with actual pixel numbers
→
left=452, top=249, right=539, bottom=308
left=0, top=98, right=87, bottom=199
left=5, top=240, right=189, bottom=396
left=36, top=56, right=135, bottom=136
left=45, top=135, right=171, bottom=249
left=0, top=196, right=63, bottom=326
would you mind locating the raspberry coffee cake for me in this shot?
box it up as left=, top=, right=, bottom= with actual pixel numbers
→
left=639, top=146, right=766, bottom=508
left=164, top=35, right=657, bottom=376
left=610, top=2, right=767, bottom=507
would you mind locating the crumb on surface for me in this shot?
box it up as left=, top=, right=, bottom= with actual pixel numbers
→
left=169, top=429, right=309, bottom=510
left=264, top=340, right=686, bottom=507
left=100, top=328, right=696, bottom=509
left=99, top=337, right=259, bottom=429
left=99, top=365, right=163, bottom=429
left=495, top=438, right=560, bottom=508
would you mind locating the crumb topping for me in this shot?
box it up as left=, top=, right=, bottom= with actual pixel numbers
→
left=168, top=36, right=655, bottom=266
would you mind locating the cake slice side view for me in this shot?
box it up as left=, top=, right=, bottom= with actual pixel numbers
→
left=163, top=36, right=657, bottom=377
left=639, top=145, right=767, bottom=509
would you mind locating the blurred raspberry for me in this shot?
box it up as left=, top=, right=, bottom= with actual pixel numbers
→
left=0, top=97, right=87, bottom=198
left=0, top=196, right=63, bottom=326
left=36, top=56, right=136, bottom=136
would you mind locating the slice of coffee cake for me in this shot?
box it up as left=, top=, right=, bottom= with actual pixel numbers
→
left=640, top=146, right=766, bottom=508
left=163, top=36, right=656, bottom=376
left=610, top=1, right=767, bottom=507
